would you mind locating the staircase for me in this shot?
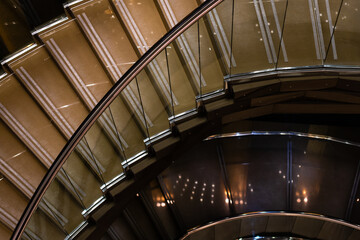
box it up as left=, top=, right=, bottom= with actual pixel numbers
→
left=0, top=0, right=205, bottom=238
left=1, top=0, right=360, bottom=239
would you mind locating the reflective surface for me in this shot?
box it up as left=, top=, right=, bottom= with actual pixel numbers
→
left=160, top=141, right=230, bottom=228
left=5, top=0, right=360, bottom=238
left=180, top=212, right=360, bottom=240
left=157, top=133, right=360, bottom=229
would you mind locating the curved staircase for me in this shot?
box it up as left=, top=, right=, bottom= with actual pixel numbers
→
left=1, top=0, right=360, bottom=239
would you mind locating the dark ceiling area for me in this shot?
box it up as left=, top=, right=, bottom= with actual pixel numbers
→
left=95, top=118, right=360, bottom=240
left=0, top=0, right=67, bottom=61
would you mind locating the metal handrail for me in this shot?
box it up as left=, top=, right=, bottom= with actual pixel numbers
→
left=180, top=211, right=360, bottom=239
left=11, top=0, right=223, bottom=238
left=204, top=131, right=360, bottom=148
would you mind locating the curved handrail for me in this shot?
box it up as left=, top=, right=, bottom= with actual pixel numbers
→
left=204, top=131, right=360, bottom=148
left=180, top=211, right=360, bottom=239
left=11, top=0, right=223, bottom=238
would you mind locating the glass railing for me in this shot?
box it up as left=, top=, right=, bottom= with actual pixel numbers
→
left=12, top=0, right=360, bottom=239
left=180, top=212, right=360, bottom=240
left=12, top=0, right=223, bottom=239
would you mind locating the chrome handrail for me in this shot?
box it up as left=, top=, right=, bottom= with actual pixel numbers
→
left=11, top=0, right=223, bottom=239
left=180, top=211, right=360, bottom=239
left=204, top=131, right=360, bottom=148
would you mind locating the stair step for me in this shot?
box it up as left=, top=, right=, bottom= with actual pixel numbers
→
left=6, top=46, right=90, bottom=134
left=177, top=117, right=207, bottom=137
left=37, top=19, right=115, bottom=110
left=153, top=137, right=180, bottom=159
left=0, top=74, right=68, bottom=168
left=0, top=74, right=103, bottom=208
left=205, top=98, right=234, bottom=120
left=0, top=222, right=11, bottom=240
left=0, top=120, right=46, bottom=198
left=68, top=0, right=138, bottom=79
left=0, top=178, right=28, bottom=230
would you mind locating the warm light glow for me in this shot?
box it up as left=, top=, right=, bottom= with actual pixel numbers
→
left=297, top=198, right=301, bottom=203
left=304, top=197, right=308, bottom=203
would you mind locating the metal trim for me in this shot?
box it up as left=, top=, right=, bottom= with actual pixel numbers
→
left=180, top=211, right=360, bottom=239
left=143, top=128, right=173, bottom=146
left=121, top=150, right=148, bottom=169
left=31, top=16, right=69, bottom=35
left=81, top=196, right=106, bottom=217
left=204, top=131, right=360, bottom=148
left=0, top=72, right=8, bottom=80
left=65, top=221, right=88, bottom=240
left=224, top=65, right=360, bottom=82
left=1, top=44, right=38, bottom=65
left=101, top=173, right=126, bottom=192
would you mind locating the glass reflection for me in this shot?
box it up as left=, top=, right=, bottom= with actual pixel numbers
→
left=291, top=137, right=359, bottom=219
left=160, top=141, right=230, bottom=228
left=221, top=136, right=288, bottom=214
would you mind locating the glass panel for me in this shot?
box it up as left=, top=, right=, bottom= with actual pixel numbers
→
left=160, top=140, right=230, bottom=228
left=278, top=0, right=323, bottom=68
left=40, top=178, right=84, bottom=233
left=291, top=137, right=359, bottom=219
left=107, top=97, right=146, bottom=160
left=222, top=136, right=288, bottom=213
left=258, top=0, right=288, bottom=69
left=124, top=195, right=161, bottom=239
left=317, top=0, right=343, bottom=63
left=231, top=0, right=276, bottom=73
left=107, top=217, right=138, bottom=240
left=24, top=205, right=66, bottom=240
left=60, top=151, right=103, bottom=208
left=350, top=177, right=360, bottom=224
left=82, top=116, right=125, bottom=183
left=143, top=180, right=179, bottom=239
left=166, top=43, right=197, bottom=115
left=199, top=17, right=225, bottom=94
left=204, top=0, right=234, bottom=75
left=175, top=20, right=201, bottom=96
left=146, top=49, right=174, bottom=116
left=324, top=0, right=360, bottom=66
left=135, top=69, right=170, bottom=137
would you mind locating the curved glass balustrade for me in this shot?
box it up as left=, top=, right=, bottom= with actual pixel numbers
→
left=179, top=212, right=360, bottom=240
left=11, top=0, right=360, bottom=239
left=159, top=132, right=360, bottom=229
